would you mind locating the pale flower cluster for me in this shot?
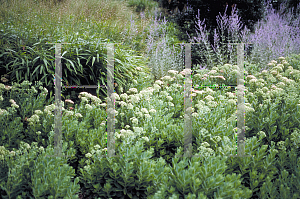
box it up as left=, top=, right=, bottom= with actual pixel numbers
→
left=44, top=104, right=56, bottom=116
left=0, top=109, right=8, bottom=115
left=85, top=104, right=93, bottom=111
left=120, top=93, right=129, bottom=101
left=161, top=75, right=173, bottom=82
left=27, top=114, right=40, bottom=125
left=118, top=101, right=127, bottom=107
left=128, top=88, right=138, bottom=94
left=149, top=109, right=156, bottom=114
left=116, top=129, right=135, bottom=139
left=167, top=70, right=179, bottom=76
left=9, top=99, right=19, bottom=109
left=128, top=95, right=140, bottom=104
left=154, top=80, right=164, bottom=85
left=78, top=92, right=102, bottom=105
left=130, top=117, right=138, bottom=125
left=64, top=110, right=74, bottom=117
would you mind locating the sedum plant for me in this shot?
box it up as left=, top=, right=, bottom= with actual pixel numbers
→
left=0, top=141, right=79, bottom=199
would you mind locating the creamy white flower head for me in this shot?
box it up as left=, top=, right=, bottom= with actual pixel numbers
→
left=153, top=84, right=161, bottom=91
left=100, top=103, right=106, bottom=107
left=0, top=109, right=8, bottom=115
left=161, top=76, right=172, bottom=82
left=110, top=93, right=120, bottom=101
left=193, top=90, right=204, bottom=95
left=246, top=75, right=256, bottom=80
left=270, top=60, right=277, bottom=64
left=288, top=66, right=293, bottom=70
left=119, top=101, right=127, bottom=107
left=120, top=93, right=128, bottom=100
left=90, top=96, right=101, bottom=104
left=28, top=114, right=40, bottom=123
left=168, top=70, right=179, bottom=77
left=166, top=96, right=173, bottom=101
left=65, top=99, right=74, bottom=104
left=94, top=144, right=101, bottom=150
left=80, top=97, right=89, bottom=103
left=228, top=99, right=236, bottom=106
left=261, top=70, right=268, bottom=75
left=85, top=104, right=93, bottom=110
left=130, top=117, right=138, bottom=125
left=278, top=57, right=285, bottom=61
left=211, top=136, right=222, bottom=143
left=125, top=125, right=130, bottom=129
left=276, top=82, right=285, bottom=88
left=11, top=103, right=19, bottom=108
left=262, top=87, right=269, bottom=93
left=141, top=136, right=149, bottom=142
left=128, top=88, right=138, bottom=94
left=154, top=80, right=163, bottom=86
left=208, top=70, right=217, bottom=75
left=120, top=129, right=127, bottom=134
left=141, top=108, right=148, bottom=114
left=180, top=69, right=192, bottom=75
left=34, top=110, right=43, bottom=115
left=129, top=95, right=140, bottom=104
left=144, top=114, right=151, bottom=119
left=192, top=112, right=198, bottom=117
left=267, top=62, right=275, bottom=67
left=271, top=84, right=277, bottom=90
left=65, top=111, right=74, bottom=117
left=207, top=101, right=218, bottom=108
left=9, top=151, right=16, bottom=156
left=194, top=74, right=201, bottom=79
left=197, top=100, right=206, bottom=107
left=136, top=111, right=143, bottom=118
left=201, top=142, right=210, bottom=148
left=79, top=92, right=89, bottom=97
left=270, top=70, right=278, bottom=75
left=226, top=92, right=235, bottom=99
left=149, top=109, right=156, bottom=114
left=85, top=153, right=92, bottom=158
left=75, top=113, right=83, bottom=118
left=249, top=79, right=257, bottom=84
left=140, top=89, right=153, bottom=98
left=204, top=95, right=214, bottom=102
left=168, top=102, right=174, bottom=107
left=257, top=131, right=266, bottom=139
left=4, top=85, right=11, bottom=90
left=274, top=65, right=283, bottom=72
left=204, top=87, right=215, bottom=94
left=9, top=99, right=16, bottom=104
left=126, top=103, right=134, bottom=110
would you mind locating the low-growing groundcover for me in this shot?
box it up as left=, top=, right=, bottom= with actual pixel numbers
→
left=1, top=54, right=300, bottom=198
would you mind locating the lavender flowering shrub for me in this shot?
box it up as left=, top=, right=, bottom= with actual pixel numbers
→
left=185, top=0, right=300, bottom=75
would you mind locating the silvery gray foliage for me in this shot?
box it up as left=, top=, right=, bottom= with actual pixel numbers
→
left=143, top=13, right=185, bottom=81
